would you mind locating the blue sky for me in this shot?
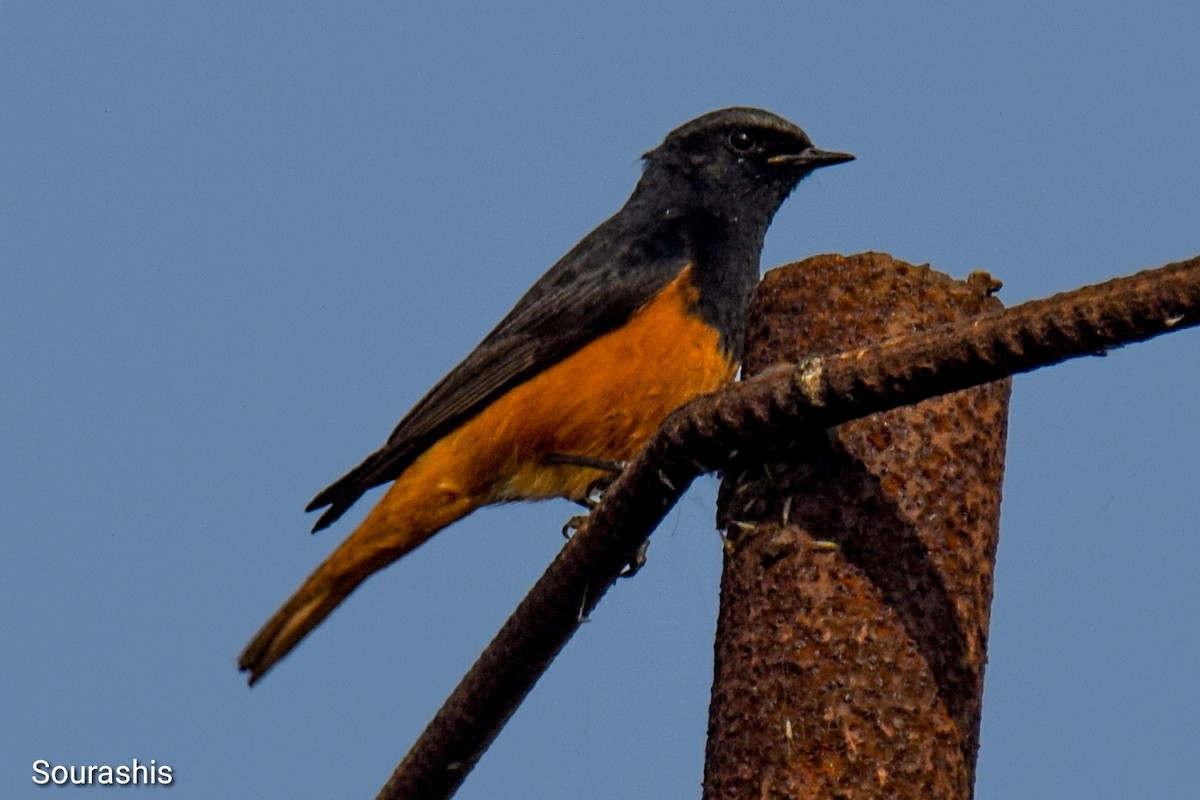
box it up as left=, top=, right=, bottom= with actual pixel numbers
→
left=3, top=3, right=1197, bottom=798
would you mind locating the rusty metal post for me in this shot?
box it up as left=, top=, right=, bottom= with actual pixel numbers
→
left=704, top=253, right=1011, bottom=799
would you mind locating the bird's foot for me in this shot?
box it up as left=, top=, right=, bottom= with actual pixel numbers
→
left=562, top=513, right=589, bottom=539
left=619, top=540, right=650, bottom=578
left=546, top=453, right=627, bottom=509
left=551, top=454, right=641, bottom=571
left=561, top=514, right=649, bottom=576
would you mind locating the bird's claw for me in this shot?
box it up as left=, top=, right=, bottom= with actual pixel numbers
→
left=563, top=514, right=589, bottom=539
left=619, top=540, right=650, bottom=578
left=583, top=475, right=618, bottom=508
left=562, top=514, right=647, bottom=577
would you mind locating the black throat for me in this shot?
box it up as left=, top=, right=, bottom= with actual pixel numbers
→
left=620, top=165, right=798, bottom=362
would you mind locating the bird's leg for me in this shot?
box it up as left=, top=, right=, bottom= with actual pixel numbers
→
left=550, top=454, right=631, bottom=558
left=547, top=453, right=627, bottom=522
left=546, top=453, right=628, bottom=484
left=547, top=453, right=645, bottom=576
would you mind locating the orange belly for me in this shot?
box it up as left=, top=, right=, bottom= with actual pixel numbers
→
left=395, top=265, right=738, bottom=514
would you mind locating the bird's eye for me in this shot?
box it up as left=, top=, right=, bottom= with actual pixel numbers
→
left=728, top=129, right=756, bottom=152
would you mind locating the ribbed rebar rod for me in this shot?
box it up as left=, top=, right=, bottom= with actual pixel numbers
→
left=377, top=253, right=1200, bottom=800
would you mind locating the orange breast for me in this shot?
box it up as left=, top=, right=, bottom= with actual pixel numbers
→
left=394, top=266, right=737, bottom=510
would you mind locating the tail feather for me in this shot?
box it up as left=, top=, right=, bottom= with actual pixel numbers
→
left=239, top=516, right=428, bottom=686
left=305, top=457, right=381, bottom=533
left=241, top=448, right=484, bottom=685
left=242, top=379, right=532, bottom=684
left=238, top=570, right=361, bottom=686
left=306, top=440, right=427, bottom=532
left=238, top=521, right=433, bottom=685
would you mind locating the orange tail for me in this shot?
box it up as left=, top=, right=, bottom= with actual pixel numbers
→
left=239, top=449, right=484, bottom=685
left=237, top=555, right=373, bottom=687
left=238, top=280, right=736, bottom=685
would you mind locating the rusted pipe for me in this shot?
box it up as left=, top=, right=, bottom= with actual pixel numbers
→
left=704, top=253, right=1010, bottom=798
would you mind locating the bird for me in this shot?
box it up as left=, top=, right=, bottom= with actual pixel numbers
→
left=238, top=107, right=853, bottom=685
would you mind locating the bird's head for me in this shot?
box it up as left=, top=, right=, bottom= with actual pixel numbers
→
left=639, top=106, right=854, bottom=219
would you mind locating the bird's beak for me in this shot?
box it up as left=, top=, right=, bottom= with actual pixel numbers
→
left=768, top=147, right=856, bottom=169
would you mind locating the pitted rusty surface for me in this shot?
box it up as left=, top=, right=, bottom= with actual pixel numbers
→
left=705, top=253, right=1010, bottom=800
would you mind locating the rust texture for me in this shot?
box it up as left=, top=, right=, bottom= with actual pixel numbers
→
left=378, top=252, right=1199, bottom=800
left=704, top=253, right=1010, bottom=799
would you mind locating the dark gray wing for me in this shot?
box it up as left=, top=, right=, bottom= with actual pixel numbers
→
left=306, top=213, right=689, bottom=531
